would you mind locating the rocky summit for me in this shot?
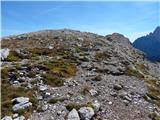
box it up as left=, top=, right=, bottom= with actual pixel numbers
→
left=1, top=29, right=160, bottom=120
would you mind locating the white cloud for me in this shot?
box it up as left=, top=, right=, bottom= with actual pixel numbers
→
left=126, top=31, right=150, bottom=42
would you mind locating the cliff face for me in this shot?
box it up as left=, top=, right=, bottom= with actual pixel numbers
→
left=1, top=29, right=160, bottom=120
left=133, top=27, right=160, bottom=61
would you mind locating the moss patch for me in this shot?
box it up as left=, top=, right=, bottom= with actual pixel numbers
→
left=1, top=67, right=38, bottom=118
left=40, top=60, right=76, bottom=87
left=126, top=67, right=144, bottom=79
left=1, top=85, right=38, bottom=118
left=5, top=51, right=22, bottom=62
left=149, top=112, right=160, bottom=120
left=27, top=48, right=54, bottom=57
left=48, top=98, right=59, bottom=104
left=1, top=67, right=17, bottom=84
left=145, top=79, right=160, bottom=107
left=42, top=73, right=63, bottom=87
left=80, top=86, right=91, bottom=95
left=95, top=51, right=109, bottom=61
left=66, top=102, right=93, bottom=111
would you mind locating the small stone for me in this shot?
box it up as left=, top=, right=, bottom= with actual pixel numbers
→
left=123, top=96, right=132, bottom=102
left=13, top=81, right=19, bottom=84
left=12, top=113, right=18, bottom=119
left=48, top=46, right=53, bottom=49
left=108, top=101, right=113, bottom=105
left=67, top=109, right=80, bottom=120
left=27, top=83, right=32, bottom=89
left=78, top=107, right=94, bottom=120
left=37, top=95, right=43, bottom=100
left=42, top=104, right=48, bottom=111
left=77, top=96, right=84, bottom=101
left=89, top=89, right=98, bottom=96
left=119, top=92, right=132, bottom=102
left=44, top=92, right=51, bottom=98
left=92, top=75, right=102, bottom=81
left=39, top=85, right=47, bottom=91
left=57, top=111, right=62, bottom=116
left=36, top=74, right=42, bottom=81
left=92, top=100, right=100, bottom=112
left=123, top=100, right=130, bottom=106
left=113, top=84, right=123, bottom=90
left=110, top=92, right=117, bottom=97
left=119, top=91, right=128, bottom=97
left=19, top=72, right=24, bottom=76
left=18, top=77, right=26, bottom=83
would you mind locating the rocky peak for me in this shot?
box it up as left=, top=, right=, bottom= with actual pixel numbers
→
left=153, top=26, right=160, bottom=35
left=105, top=33, right=131, bottom=46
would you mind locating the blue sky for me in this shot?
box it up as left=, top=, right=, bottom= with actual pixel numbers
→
left=1, top=1, right=160, bottom=42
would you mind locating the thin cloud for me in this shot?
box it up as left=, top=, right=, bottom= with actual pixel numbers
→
left=126, top=31, right=151, bottom=42
left=1, top=29, right=24, bottom=36
left=36, top=3, right=67, bottom=17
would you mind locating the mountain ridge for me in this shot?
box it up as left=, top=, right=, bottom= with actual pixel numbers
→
left=133, top=26, right=160, bottom=61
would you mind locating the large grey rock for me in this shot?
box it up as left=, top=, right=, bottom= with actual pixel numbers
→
left=12, top=97, right=29, bottom=104
left=12, top=97, right=32, bottom=112
left=12, top=102, right=32, bottom=112
left=15, top=49, right=29, bottom=58
left=1, top=116, right=12, bottom=120
left=67, top=109, right=80, bottom=120
left=78, top=107, right=94, bottom=120
left=0, top=48, right=10, bottom=60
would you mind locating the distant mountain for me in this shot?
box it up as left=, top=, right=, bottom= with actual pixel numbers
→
left=133, top=26, right=160, bottom=61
